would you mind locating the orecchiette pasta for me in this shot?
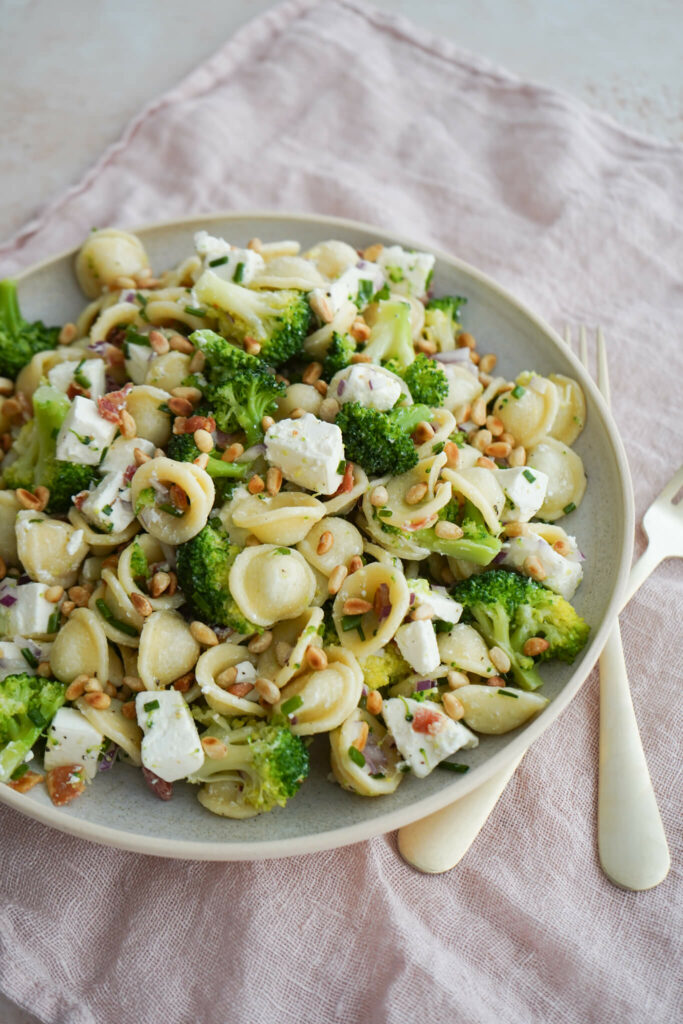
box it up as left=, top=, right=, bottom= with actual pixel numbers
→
left=130, top=457, right=215, bottom=544
left=229, top=545, right=316, bottom=627
left=332, top=562, right=411, bottom=658
left=117, top=535, right=184, bottom=612
left=75, top=228, right=150, bottom=298
left=437, top=623, right=497, bottom=677
left=303, top=240, right=358, bottom=278
left=378, top=456, right=452, bottom=532
left=15, top=511, right=89, bottom=587
left=76, top=696, right=143, bottom=765
left=527, top=438, right=587, bottom=520
left=493, top=373, right=559, bottom=448
left=322, top=464, right=369, bottom=517
left=15, top=347, right=90, bottom=397
left=49, top=608, right=109, bottom=684
left=303, top=300, right=357, bottom=360
left=89, top=582, right=141, bottom=648
left=251, top=255, right=326, bottom=290
left=455, top=685, right=549, bottom=734
left=68, top=507, right=140, bottom=553
left=197, top=781, right=260, bottom=819
left=329, top=709, right=404, bottom=796
left=256, top=608, right=324, bottom=690
left=297, top=518, right=364, bottom=576
left=275, top=646, right=363, bottom=735
left=441, top=364, right=483, bottom=418
left=195, top=643, right=264, bottom=717
left=548, top=374, right=586, bottom=446
left=124, top=386, right=173, bottom=447
left=90, top=302, right=141, bottom=344
left=0, top=491, right=21, bottom=565
left=275, top=383, right=323, bottom=420
left=145, top=351, right=192, bottom=391
left=137, top=610, right=201, bottom=690
left=230, top=492, right=326, bottom=546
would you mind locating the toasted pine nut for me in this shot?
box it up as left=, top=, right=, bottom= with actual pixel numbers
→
left=169, top=333, right=194, bottom=354
left=101, top=554, right=119, bottom=571
left=168, top=396, right=193, bottom=417
left=458, top=403, right=472, bottom=425
left=350, top=352, right=371, bottom=364
left=65, top=678, right=87, bottom=701
left=68, top=585, right=91, bottom=607
left=193, top=428, right=213, bottom=453
left=148, top=330, right=170, bottom=355
left=478, top=372, right=492, bottom=387
left=244, top=337, right=261, bottom=355
left=443, top=441, right=460, bottom=468
left=201, top=736, right=228, bottom=759
left=500, top=431, right=516, bottom=445
left=486, top=415, right=504, bottom=436
left=245, top=534, right=261, bottom=547
left=309, top=293, right=333, bottom=323
left=121, top=701, right=137, bottom=720
left=123, top=675, right=144, bottom=692
left=84, top=677, right=103, bottom=693
left=248, top=631, right=273, bottom=654
left=45, top=585, right=64, bottom=603
left=275, top=642, right=293, bottom=666
left=342, top=598, right=372, bottom=615
left=190, top=621, right=219, bottom=646
left=261, top=415, right=275, bottom=432
left=473, top=429, right=493, bottom=451
left=485, top=441, right=512, bottom=459
left=405, top=483, right=428, bottom=505
left=189, top=349, right=206, bottom=373
left=523, top=556, right=546, bottom=581
left=471, top=398, right=487, bottom=426
left=348, top=555, right=363, bottom=574
left=84, top=691, right=111, bottom=710
left=317, top=530, right=334, bottom=555
left=489, top=646, right=511, bottom=674
left=227, top=682, right=253, bottom=698
left=0, top=377, right=14, bottom=396
left=173, top=417, right=187, bottom=435
left=216, top=667, right=238, bottom=689
left=130, top=592, right=153, bottom=617
left=171, top=386, right=202, bottom=405
left=553, top=539, right=572, bottom=557
left=411, top=603, right=434, bottom=621
left=366, top=690, right=383, bottom=715
left=134, top=447, right=151, bottom=466
left=476, top=457, right=497, bottom=469
left=248, top=474, right=265, bottom=494
left=302, top=362, right=323, bottom=385
left=319, top=397, right=340, bottom=422
left=60, top=600, right=75, bottom=618
left=412, top=421, right=435, bottom=444
left=503, top=521, right=529, bottom=537
left=119, top=410, right=136, bottom=439
left=223, top=443, right=244, bottom=463
left=16, top=489, right=43, bottom=511
left=458, top=332, right=476, bottom=350
left=314, top=379, right=328, bottom=396
left=37, top=661, right=51, bottom=678
left=414, top=337, right=437, bottom=355
left=508, top=446, right=527, bottom=467
left=289, top=407, right=305, bottom=420
left=247, top=237, right=262, bottom=251
left=328, top=564, right=348, bottom=595
left=266, top=467, right=282, bottom=496
left=59, top=322, right=78, bottom=345
left=350, top=318, right=371, bottom=342
left=370, top=485, right=388, bottom=507
left=447, top=670, right=469, bottom=690
left=254, top=677, right=280, bottom=704
left=173, top=672, right=194, bottom=693
left=479, top=353, right=497, bottom=374
left=168, top=483, right=188, bottom=511
left=193, top=453, right=209, bottom=470
left=363, top=243, right=383, bottom=261
left=523, top=636, right=550, bottom=657
left=487, top=675, right=506, bottom=687
left=104, top=682, right=118, bottom=697
left=306, top=647, right=328, bottom=670
left=442, top=692, right=465, bottom=721
left=351, top=721, right=369, bottom=752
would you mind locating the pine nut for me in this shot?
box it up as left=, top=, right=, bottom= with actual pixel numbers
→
left=348, top=555, right=363, bottom=574
left=471, top=398, right=487, bottom=426
left=508, top=446, right=527, bottom=467
left=319, top=398, right=340, bottom=422
left=473, top=429, right=492, bottom=451
left=350, top=353, right=372, bottom=363
left=169, top=334, right=194, bottom=354
left=223, top=443, right=244, bottom=462
left=193, top=453, right=209, bottom=471
left=314, top=379, right=328, bottom=396
left=248, top=237, right=262, bottom=251
left=84, top=691, right=111, bottom=710
left=350, top=319, right=371, bottom=342
left=16, top=489, right=43, bottom=511
left=434, top=521, right=464, bottom=544
left=172, top=417, right=187, bottom=435
left=317, top=530, right=334, bottom=555
left=444, top=441, right=460, bottom=468
left=168, top=484, right=188, bottom=512
left=245, top=534, right=261, bottom=546
left=447, top=670, right=469, bottom=689
left=190, top=621, right=219, bottom=646
left=45, top=585, right=64, bottom=603
left=523, top=556, right=546, bottom=581
left=476, top=457, right=497, bottom=469
left=500, top=432, right=516, bottom=445
left=244, top=337, right=261, bottom=355
left=405, top=483, right=428, bottom=505
left=104, top=682, right=118, bottom=697
left=227, top=682, right=253, bottom=698
left=130, top=592, right=153, bottom=617
left=306, top=647, right=328, bottom=670
left=370, top=485, right=388, bottom=507
left=248, top=631, right=273, bottom=654
left=523, top=636, right=550, bottom=657
left=412, top=421, right=435, bottom=444
left=134, top=447, right=151, bottom=466
left=173, top=672, right=194, bottom=693
left=415, top=337, right=437, bottom=355
left=442, top=692, right=465, bottom=721
left=68, top=585, right=91, bottom=607
left=254, top=677, right=280, bottom=704
left=123, top=675, right=144, bottom=692
left=84, top=677, right=102, bottom=692
left=148, top=330, right=170, bottom=355
left=486, top=415, right=504, bottom=436
left=373, top=582, right=390, bottom=618
left=351, top=721, right=369, bottom=752
left=168, top=396, right=193, bottom=417
left=363, top=243, right=383, bottom=261
left=503, top=521, right=529, bottom=537
left=441, top=566, right=455, bottom=585
left=59, top=322, right=78, bottom=345
left=171, top=386, right=202, bottom=405
left=487, top=675, right=506, bottom=687
left=458, top=403, right=472, bottom=425
left=553, top=539, right=572, bottom=557
left=201, top=736, right=228, bottom=759
left=479, top=353, right=497, bottom=374
left=479, top=372, right=492, bottom=387
left=119, top=410, right=136, bottom=439
left=193, top=429, right=213, bottom=453
left=65, top=678, right=87, bottom=700
left=37, top=661, right=51, bottom=678
left=189, top=350, right=206, bottom=373
left=309, top=293, right=333, bottom=323
left=275, top=642, right=293, bottom=666
left=0, top=378, right=14, bottom=396
left=411, top=603, right=434, bottom=621
left=302, top=362, right=323, bottom=384
left=366, top=690, right=383, bottom=715
left=328, top=564, right=348, bottom=595
left=489, top=646, right=511, bottom=673
left=266, top=467, right=282, bottom=496
left=485, top=441, right=512, bottom=459
left=458, top=332, right=476, bottom=350
left=121, top=701, right=137, bottom=720
left=216, top=667, right=238, bottom=689
left=248, top=475, right=265, bottom=494
left=60, top=600, right=76, bottom=618
left=290, top=407, right=305, bottom=420
left=261, top=416, right=275, bottom=432
left=343, top=598, right=372, bottom=615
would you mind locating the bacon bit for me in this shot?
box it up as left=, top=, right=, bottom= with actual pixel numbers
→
left=142, top=766, right=173, bottom=801
left=98, top=383, right=133, bottom=423
left=169, top=484, right=189, bottom=511
left=46, top=764, right=86, bottom=806
left=184, top=415, right=216, bottom=434
left=122, top=463, right=138, bottom=485
left=411, top=708, right=446, bottom=736
left=67, top=382, right=91, bottom=401
left=172, top=671, right=195, bottom=693
left=8, top=770, right=44, bottom=793
left=333, top=461, right=354, bottom=496
left=105, top=326, right=127, bottom=347
left=73, top=490, right=90, bottom=510
left=227, top=682, right=253, bottom=698
left=403, top=515, right=438, bottom=533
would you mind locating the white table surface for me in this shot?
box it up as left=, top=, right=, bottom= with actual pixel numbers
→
left=0, top=1, right=681, bottom=1021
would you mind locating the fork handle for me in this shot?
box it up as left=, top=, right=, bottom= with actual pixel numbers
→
left=622, top=547, right=664, bottom=610
left=598, top=621, right=670, bottom=890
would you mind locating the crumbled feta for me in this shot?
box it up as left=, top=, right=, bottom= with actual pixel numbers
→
left=310, top=260, right=385, bottom=320
left=329, top=364, right=402, bottom=412
left=383, top=697, right=478, bottom=778
left=234, top=661, right=257, bottom=684
left=44, top=707, right=104, bottom=781
left=124, top=342, right=155, bottom=385
left=66, top=530, right=85, bottom=557
left=100, top=436, right=155, bottom=474
left=0, top=640, right=34, bottom=680
left=376, top=245, right=435, bottom=299
left=55, top=396, right=118, bottom=466
left=502, top=534, right=583, bottom=599
left=265, top=414, right=345, bottom=495
left=48, top=358, right=106, bottom=400
left=194, top=231, right=265, bottom=284
left=395, top=619, right=441, bottom=675
left=136, top=689, right=204, bottom=783
left=0, top=581, right=59, bottom=638
left=409, top=579, right=462, bottom=625
left=495, top=467, right=549, bottom=523
left=80, top=471, right=135, bottom=534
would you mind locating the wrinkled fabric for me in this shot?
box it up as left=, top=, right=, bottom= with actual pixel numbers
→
left=0, top=2, right=681, bottom=1022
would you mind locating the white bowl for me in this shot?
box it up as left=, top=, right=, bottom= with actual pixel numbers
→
left=0, top=212, right=633, bottom=859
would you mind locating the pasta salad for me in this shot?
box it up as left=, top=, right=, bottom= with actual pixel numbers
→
left=0, top=228, right=590, bottom=818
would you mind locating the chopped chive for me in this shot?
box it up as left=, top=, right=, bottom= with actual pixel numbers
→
left=10, top=763, right=29, bottom=781
left=370, top=772, right=386, bottom=779
left=432, top=441, right=445, bottom=454
left=498, top=689, right=518, bottom=698
left=143, top=699, right=160, bottom=712
left=96, top=598, right=139, bottom=637
left=184, top=305, right=207, bottom=317
left=47, top=610, right=60, bottom=634
left=101, top=504, right=113, bottom=516
left=563, top=502, right=576, bottom=514
left=522, top=469, right=536, bottom=483
left=436, top=761, right=470, bottom=773
left=341, top=614, right=364, bottom=637
left=336, top=460, right=346, bottom=475
left=209, top=255, right=229, bottom=267
left=511, top=385, right=525, bottom=399
left=348, top=745, right=366, bottom=767
left=275, top=547, right=291, bottom=556
left=373, top=283, right=391, bottom=302
left=233, top=261, right=245, bottom=283
left=157, top=502, right=184, bottom=518
left=21, top=648, right=39, bottom=669
left=355, top=279, right=373, bottom=307
left=281, top=696, right=303, bottom=716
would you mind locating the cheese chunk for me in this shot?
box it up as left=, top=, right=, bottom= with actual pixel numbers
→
left=194, top=231, right=265, bottom=284
left=44, top=707, right=104, bottom=781
left=409, top=579, right=462, bottom=625
left=395, top=619, right=441, bottom=675
left=495, top=467, right=549, bottom=523
left=100, top=436, right=155, bottom=474
left=55, top=396, right=118, bottom=466
left=79, top=471, right=135, bottom=534
left=383, top=697, right=478, bottom=778
left=376, top=245, right=435, bottom=299
left=234, top=661, right=257, bottom=684
left=265, top=413, right=345, bottom=495
left=48, top=358, right=107, bottom=400
left=0, top=581, right=59, bottom=638
left=124, top=342, right=155, bottom=385
left=329, top=364, right=402, bottom=412
left=502, top=534, right=583, bottom=599
left=136, top=690, right=204, bottom=783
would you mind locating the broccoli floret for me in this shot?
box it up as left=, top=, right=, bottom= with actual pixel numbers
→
left=361, top=300, right=415, bottom=370
left=166, top=432, right=249, bottom=503
left=423, top=295, right=467, bottom=352
left=452, top=569, right=590, bottom=690
left=190, top=709, right=309, bottom=813
left=0, top=279, right=60, bottom=379
left=360, top=644, right=411, bottom=690
left=414, top=501, right=502, bottom=567
left=400, top=353, right=448, bottom=406
left=322, top=331, right=356, bottom=380
left=129, top=541, right=149, bottom=581
left=1, top=383, right=98, bottom=512
left=191, top=329, right=264, bottom=383
left=175, top=519, right=261, bottom=635
left=193, top=274, right=312, bottom=366
left=335, top=402, right=432, bottom=477
left=0, top=672, right=67, bottom=782
left=210, top=371, right=286, bottom=446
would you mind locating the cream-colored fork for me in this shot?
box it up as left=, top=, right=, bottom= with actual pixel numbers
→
left=398, top=328, right=673, bottom=886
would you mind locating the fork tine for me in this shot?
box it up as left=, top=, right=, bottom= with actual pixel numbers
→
left=579, top=325, right=589, bottom=373
left=597, top=327, right=611, bottom=407
left=657, top=464, right=683, bottom=502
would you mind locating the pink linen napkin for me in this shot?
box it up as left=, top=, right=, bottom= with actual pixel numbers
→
left=1, top=2, right=682, bottom=1022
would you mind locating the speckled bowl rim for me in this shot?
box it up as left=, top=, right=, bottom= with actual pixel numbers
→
left=0, top=210, right=634, bottom=860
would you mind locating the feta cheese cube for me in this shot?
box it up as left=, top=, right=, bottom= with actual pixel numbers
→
left=383, top=697, right=478, bottom=778
left=0, top=640, right=34, bottom=680
left=495, top=467, right=549, bottom=523
left=409, top=579, right=462, bottom=625
left=100, top=436, right=155, bottom=474
left=234, top=661, right=257, bottom=684
left=326, top=261, right=386, bottom=314
left=329, top=364, right=402, bottom=412
left=80, top=471, right=135, bottom=534
left=265, top=414, right=345, bottom=495
left=48, top=358, right=106, bottom=400
left=44, top=707, right=104, bottom=781
left=136, top=690, right=204, bottom=783
left=376, top=245, right=435, bottom=299
left=55, top=396, right=118, bottom=466
left=194, top=231, right=265, bottom=284
left=502, top=534, right=583, bottom=599
left=0, top=581, right=59, bottom=638
left=395, top=619, right=441, bottom=675
left=124, top=342, right=155, bottom=385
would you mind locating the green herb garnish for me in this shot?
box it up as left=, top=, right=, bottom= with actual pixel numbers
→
left=498, top=689, right=518, bottom=698
left=95, top=598, right=139, bottom=637
left=511, top=385, right=525, bottom=399
left=436, top=761, right=470, bottom=773
left=348, top=745, right=366, bottom=768
left=143, top=699, right=160, bottom=712
left=184, top=305, right=207, bottom=317
left=134, top=487, right=156, bottom=516
left=563, top=502, right=576, bottom=514
left=233, top=262, right=245, bottom=283
left=280, top=695, right=304, bottom=717
left=21, top=648, right=39, bottom=669
left=209, top=255, right=229, bottom=267
left=523, top=469, right=536, bottom=483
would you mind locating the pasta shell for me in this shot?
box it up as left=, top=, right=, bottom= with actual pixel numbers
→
left=197, top=781, right=260, bottom=818
left=437, top=623, right=497, bottom=677
left=15, top=347, right=90, bottom=397
left=493, top=374, right=559, bottom=448
left=332, top=562, right=410, bottom=658
left=330, top=709, right=404, bottom=796
left=456, top=685, right=548, bottom=734
left=303, top=300, right=357, bottom=360
left=303, top=240, right=358, bottom=278
left=275, top=383, right=323, bottom=420
left=379, top=457, right=452, bottom=532
left=0, top=491, right=21, bottom=565
left=231, top=492, right=326, bottom=546
left=117, top=535, right=184, bottom=612
left=322, top=463, right=370, bottom=516
left=441, top=364, right=483, bottom=418
left=527, top=438, right=587, bottom=520
left=90, top=302, right=141, bottom=343
left=15, top=511, right=89, bottom=587
left=49, top=607, right=109, bottom=683
left=89, top=583, right=140, bottom=648
left=415, top=408, right=456, bottom=460
left=145, top=351, right=192, bottom=391
left=263, top=608, right=325, bottom=690
left=75, top=228, right=149, bottom=299
left=229, top=545, right=316, bottom=627
left=548, top=374, right=586, bottom=446
left=137, top=610, right=201, bottom=690
left=124, top=386, right=173, bottom=448
left=251, top=255, right=325, bottom=290
left=130, top=457, right=215, bottom=545
left=195, top=643, right=264, bottom=717
left=297, top=517, right=364, bottom=576
left=76, top=696, right=143, bottom=765
left=68, top=508, right=140, bottom=553
left=441, top=467, right=505, bottom=534
left=275, top=646, right=363, bottom=735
